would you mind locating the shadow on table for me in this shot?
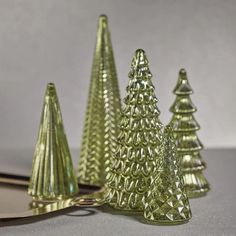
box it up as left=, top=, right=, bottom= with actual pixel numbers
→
left=0, top=206, right=98, bottom=227
left=98, top=204, right=143, bottom=223
left=65, top=208, right=97, bottom=217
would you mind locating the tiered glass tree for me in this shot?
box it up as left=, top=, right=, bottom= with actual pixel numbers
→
left=169, top=69, right=210, bottom=198
left=106, top=49, right=163, bottom=212
left=144, top=126, right=192, bottom=225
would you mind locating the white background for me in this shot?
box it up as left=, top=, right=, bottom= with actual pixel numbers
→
left=0, top=0, right=235, bottom=149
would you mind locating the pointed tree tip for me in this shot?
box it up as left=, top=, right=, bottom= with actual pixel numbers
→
left=47, top=83, right=55, bottom=89
left=99, top=14, right=108, bottom=20
left=129, top=49, right=151, bottom=76
left=179, top=68, right=187, bottom=76
left=133, top=49, right=148, bottom=64
left=46, top=83, right=57, bottom=97
left=164, top=125, right=173, bottom=133
left=99, top=14, right=108, bottom=27
left=135, top=48, right=146, bottom=56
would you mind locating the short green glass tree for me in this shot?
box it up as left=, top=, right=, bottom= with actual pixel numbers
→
left=106, top=49, right=163, bottom=212
left=144, top=125, right=192, bottom=225
left=169, top=69, right=210, bottom=198
left=28, top=83, right=78, bottom=201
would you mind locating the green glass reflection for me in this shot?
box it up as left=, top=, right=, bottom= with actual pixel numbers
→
left=28, top=83, right=78, bottom=201
left=143, top=125, right=192, bottom=225
left=106, top=49, right=163, bottom=212
left=78, top=15, right=121, bottom=187
left=169, top=69, right=210, bottom=198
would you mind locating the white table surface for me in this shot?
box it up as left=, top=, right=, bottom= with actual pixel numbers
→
left=0, top=148, right=235, bottom=236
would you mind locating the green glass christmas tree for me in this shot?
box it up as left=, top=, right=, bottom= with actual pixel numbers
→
left=28, top=83, right=78, bottom=201
left=78, top=15, right=121, bottom=187
left=106, top=49, right=163, bottom=212
left=143, top=125, right=192, bottom=225
left=169, top=69, right=210, bottom=198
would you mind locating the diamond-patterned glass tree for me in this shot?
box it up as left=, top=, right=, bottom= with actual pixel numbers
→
left=143, top=125, right=192, bottom=225
left=78, top=15, right=121, bottom=187
left=106, top=49, right=163, bottom=212
left=28, top=83, right=78, bottom=201
left=169, top=69, right=210, bottom=198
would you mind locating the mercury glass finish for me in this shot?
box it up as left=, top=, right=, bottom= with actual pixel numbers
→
left=144, top=125, right=192, bottom=225
left=28, top=83, right=78, bottom=201
left=169, top=69, right=210, bottom=198
left=78, top=15, right=121, bottom=187
left=106, top=49, right=163, bottom=212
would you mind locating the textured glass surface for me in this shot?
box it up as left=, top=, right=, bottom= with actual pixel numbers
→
left=28, top=83, right=78, bottom=201
left=78, top=15, right=121, bottom=187
left=143, top=126, right=192, bottom=225
left=106, top=49, right=163, bottom=212
left=169, top=69, right=210, bottom=198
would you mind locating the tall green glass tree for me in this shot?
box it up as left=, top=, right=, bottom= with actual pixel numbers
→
left=28, top=83, right=78, bottom=201
left=144, top=125, right=192, bottom=225
left=78, top=15, right=121, bottom=187
left=106, top=49, right=163, bottom=212
left=169, top=69, right=210, bottom=198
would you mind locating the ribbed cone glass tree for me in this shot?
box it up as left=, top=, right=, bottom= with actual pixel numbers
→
left=143, top=125, right=192, bottom=225
left=78, top=15, right=121, bottom=187
left=28, top=83, right=78, bottom=201
left=106, top=49, right=163, bottom=212
left=169, top=69, right=210, bottom=198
